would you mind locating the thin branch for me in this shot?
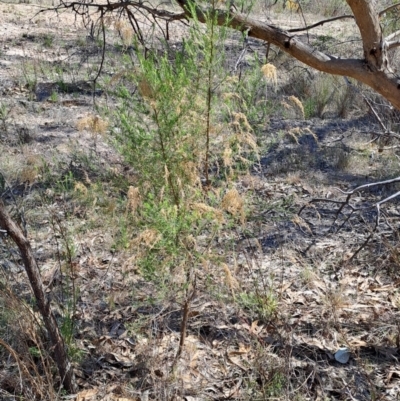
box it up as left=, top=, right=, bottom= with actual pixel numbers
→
left=92, top=9, right=106, bottom=103
left=385, top=29, right=400, bottom=42
left=233, top=36, right=248, bottom=72
left=335, top=176, right=400, bottom=196
left=292, top=2, right=310, bottom=43
left=51, top=0, right=186, bottom=21
left=299, top=172, right=400, bottom=261
left=375, top=190, right=400, bottom=208
left=0, top=201, right=76, bottom=393
left=343, top=76, right=394, bottom=137
left=287, top=14, right=354, bottom=33
left=361, top=130, right=400, bottom=142
left=387, top=39, right=400, bottom=50
left=298, top=197, right=353, bottom=214
left=379, top=2, right=400, bottom=17
left=173, top=279, right=196, bottom=366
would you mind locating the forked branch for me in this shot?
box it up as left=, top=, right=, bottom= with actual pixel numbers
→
left=299, top=177, right=400, bottom=261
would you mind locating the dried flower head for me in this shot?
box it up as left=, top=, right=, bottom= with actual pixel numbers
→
left=261, top=63, right=278, bottom=89
left=287, top=127, right=301, bottom=144
left=191, top=202, right=224, bottom=223
left=181, top=161, right=201, bottom=186
left=222, top=263, right=239, bottom=297
left=288, top=95, right=305, bottom=119
left=114, top=20, right=133, bottom=46
left=74, top=182, right=88, bottom=195
left=221, top=188, right=245, bottom=223
left=223, top=146, right=233, bottom=167
left=286, top=0, right=299, bottom=11
left=131, top=228, right=161, bottom=250
left=126, top=186, right=141, bottom=215
left=138, top=78, right=155, bottom=99
left=19, top=166, right=38, bottom=184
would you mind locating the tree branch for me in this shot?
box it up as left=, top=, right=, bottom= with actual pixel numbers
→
left=299, top=176, right=400, bottom=260
left=42, top=0, right=186, bottom=22
left=379, top=2, right=400, bottom=17
left=336, top=176, right=400, bottom=196
left=287, top=14, right=354, bottom=33
left=0, top=201, right=77, bottom=394
left=387, top=40, right=400, bottom=49
left=386, top=29, right=400, bottom=50
left=182, top=0, right=400, bottom=110
left=385, top=29, right=400, bottom=42
left=53, top=0, right=400, bottom=111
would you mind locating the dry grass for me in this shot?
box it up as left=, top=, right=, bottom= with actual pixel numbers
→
left=261, top=63, right=278, bottom=90
left=221, top=187, right=245, bottom=223
left=0, top=286, right=58, bottom=400
left=288, top=95, right=305, bottom=119
left=114, top=20, right=134, bottom=46
left=126, top=186, right=141, bottom=215
left=77, top=114, right=109, bottom=136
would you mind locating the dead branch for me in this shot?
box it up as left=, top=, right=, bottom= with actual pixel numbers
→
left=336, top=176, right=400, bottom=196
left=287, top=14, right=354, bottom=33
left=299, top=176, right=400, bottom=260
left=379, top=2, right=400, bottom=17
left=343, top=76, right=400, bottom=149
left=0, top=201, right=77, bottom=394
left=173, top=277, right=196, bottom=367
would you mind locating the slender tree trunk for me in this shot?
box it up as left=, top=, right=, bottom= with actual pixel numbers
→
left=0, top=201, right=77, bottom=394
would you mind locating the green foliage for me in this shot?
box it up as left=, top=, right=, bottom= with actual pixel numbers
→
left=106, top=1, right=260, bottom=284
left=224, top=56, right=276, bottom=133
left=238, top=290, right=278, bottom=320
left=28, top=346, right=41, bottom=359
left=0, top=291, right=11, bottom=338
left=380, top=2, right=400, bottom=35
left=0, top=102, right=10, bottom=132
left=50, top=90, right=58, bottom=102
left=41, top=33, right=54, bottom=48
left=304, top=74, right=335, bottom=118
left=56, top=171, right=75, bottom=194
left=59, top=310, right=84, bottom=361
left=264, top=371, right=286, bottom=397
left=20, top=59, right=38, bottom=93
left=113, top=51, right=202, bottom=204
